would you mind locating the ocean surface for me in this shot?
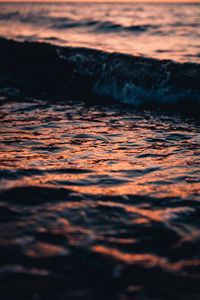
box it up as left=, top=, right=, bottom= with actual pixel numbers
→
left=0, top=2, right=200, bottom=300
left=0, top=2, right=200, bottom=62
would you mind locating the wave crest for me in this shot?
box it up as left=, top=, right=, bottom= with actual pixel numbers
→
left=0, top=38, right=200, bottom=112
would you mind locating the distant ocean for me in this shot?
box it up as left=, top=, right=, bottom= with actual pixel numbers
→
left=0, top=2, right=200, bottom=62
left=0, top=2, right=200, bottom=300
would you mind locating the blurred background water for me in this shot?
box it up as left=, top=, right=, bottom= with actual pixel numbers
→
left=0, top=2, right=200, bottom=62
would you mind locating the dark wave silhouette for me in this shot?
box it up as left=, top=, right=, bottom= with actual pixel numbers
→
left=0, top=38, right=200, bottom=112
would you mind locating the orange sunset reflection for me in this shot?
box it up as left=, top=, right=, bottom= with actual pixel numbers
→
left=1, top=101, right=199, bottom=201
left=0, top=1, right=200, bottom=299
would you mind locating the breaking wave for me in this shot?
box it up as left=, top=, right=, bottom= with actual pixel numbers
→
left=0, top=38, right=200, bottom=112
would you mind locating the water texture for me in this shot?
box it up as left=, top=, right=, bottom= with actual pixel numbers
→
left=0, top=99, right=200, bottom=299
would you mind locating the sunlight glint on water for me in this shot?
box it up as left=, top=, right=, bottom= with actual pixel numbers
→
left=0, top=2, right=200, bottom=299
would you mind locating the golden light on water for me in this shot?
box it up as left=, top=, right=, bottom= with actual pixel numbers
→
left=1, top=102, right=199, bottom=201
left=0, top=0, right=200, bottom=2
left=0, top=1, right=200, bottom=298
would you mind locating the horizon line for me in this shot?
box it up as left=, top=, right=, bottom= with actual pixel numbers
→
left=0, top=0, right=200, bottom=2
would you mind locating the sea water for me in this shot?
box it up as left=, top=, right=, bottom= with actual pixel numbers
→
left=0, top=2, right=200, bottom=62
left=0, top=2, right=200, bottom=299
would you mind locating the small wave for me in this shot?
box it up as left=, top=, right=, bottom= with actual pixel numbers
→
left=51, top=18, right=157, bottom=33
left=0, top=10, right=158, bottom=34
left=0, top=38, right=199, bottom=113
left=0, top=168, right=93, bottom=182
left=93, top=21, right=157, bottom=33
left=0, top=11, right=19, bottom=20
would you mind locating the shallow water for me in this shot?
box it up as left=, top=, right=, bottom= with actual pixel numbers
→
left=0, top=99, right=200, bottom=299
left=1, top=100, right=200, bottom=199
left=0, top=2, right=200, bottom=63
